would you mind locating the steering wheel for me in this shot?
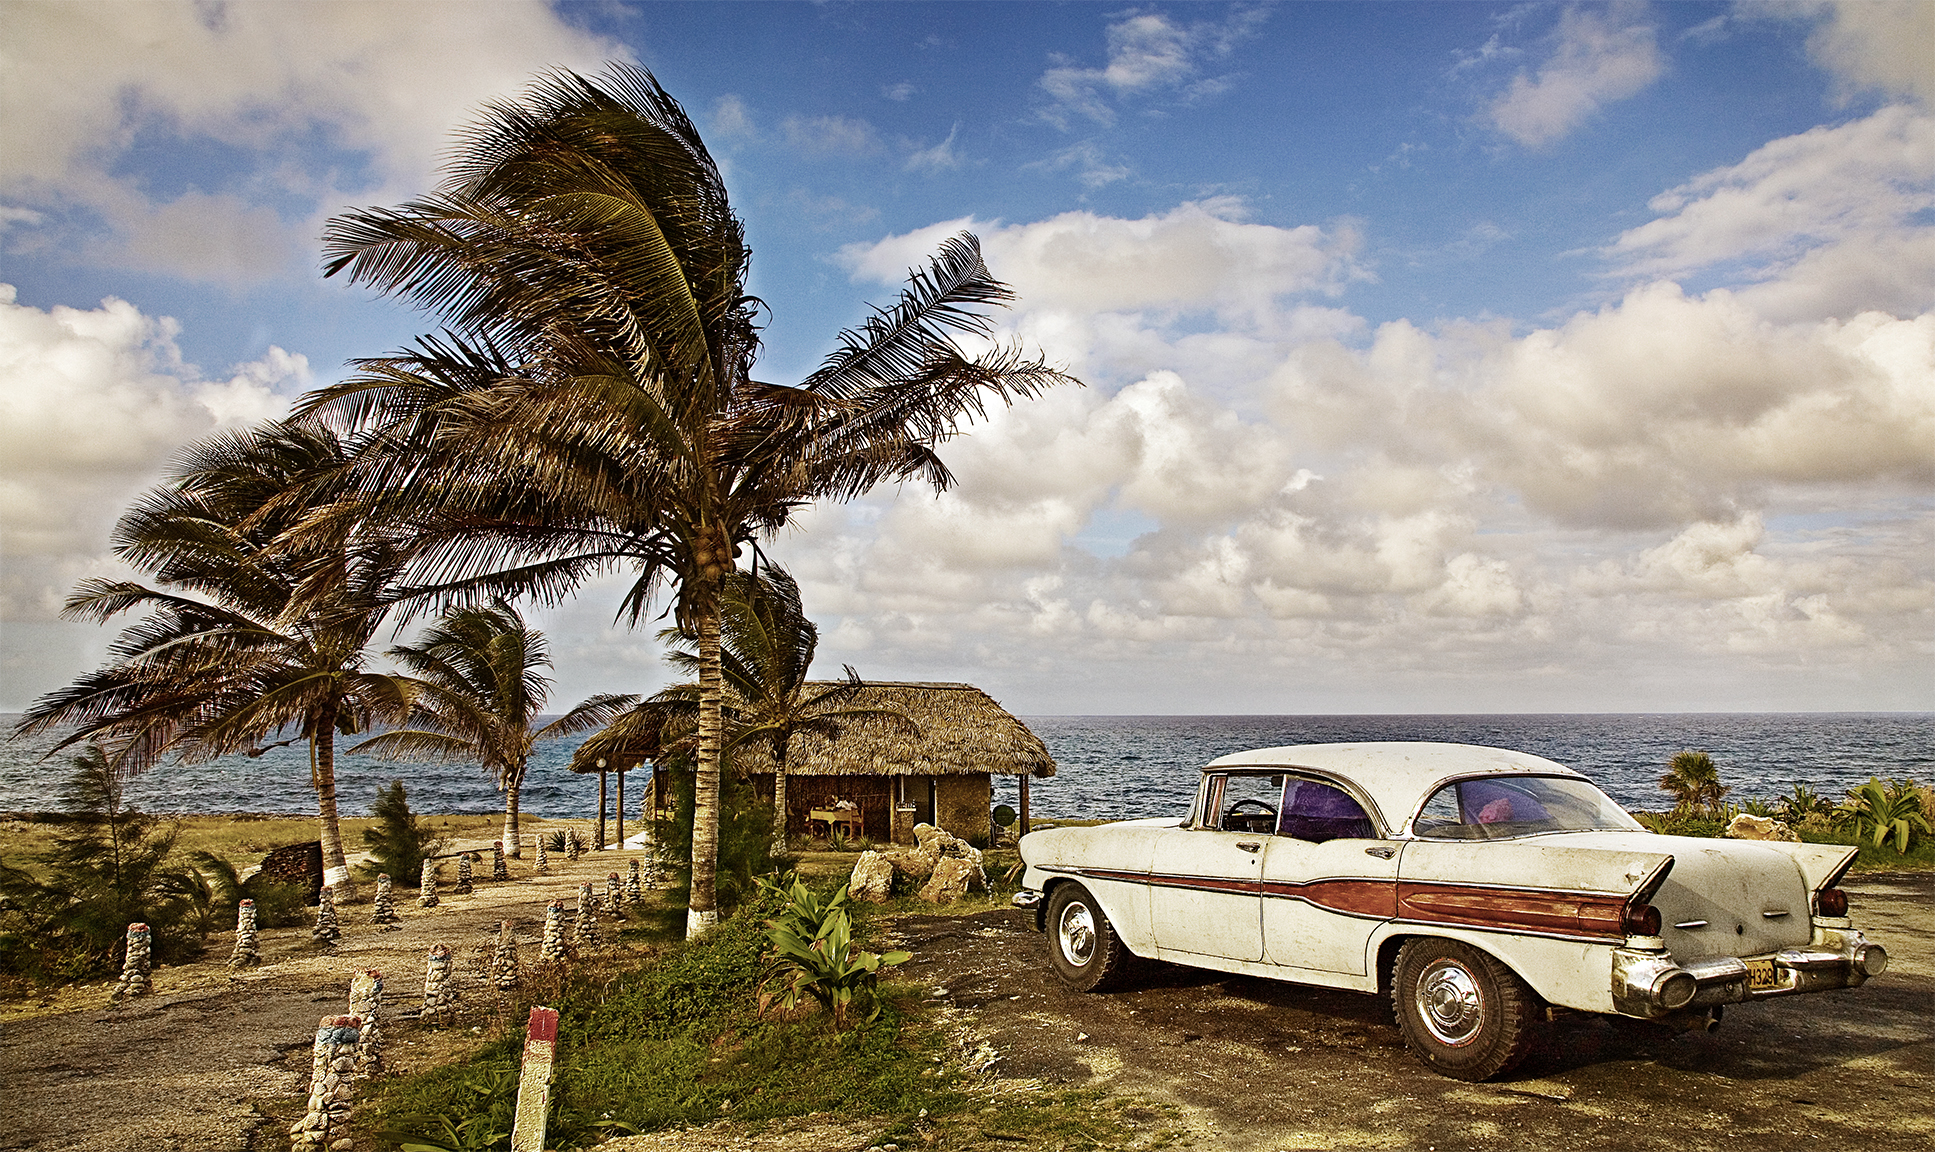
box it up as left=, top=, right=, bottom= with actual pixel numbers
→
left=1225, top=797, right=1278, bottom=826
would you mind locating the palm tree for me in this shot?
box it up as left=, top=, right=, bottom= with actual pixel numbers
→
left=14, top=422, right=412, bottom=899
left=656, top=565, right=915, bottom=854
left=1657, top=750, right=1729, bottom=815
left=349, top=599, right=635, bottom=856
left=307, top=64, right=1076, bottom=936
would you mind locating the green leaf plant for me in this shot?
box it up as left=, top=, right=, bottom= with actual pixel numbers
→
left=1836, top=777, right=1931, bottom=853
left=756, top=875, right=910, bottom=1030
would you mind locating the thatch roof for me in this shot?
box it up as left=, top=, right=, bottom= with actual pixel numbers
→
left=732, top=681, right=1055, bottom=779
left=569, top=682, right=1055, bottom=779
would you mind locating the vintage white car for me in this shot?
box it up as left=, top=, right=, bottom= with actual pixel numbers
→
left=1013, top=742, right=1887, bottom=1080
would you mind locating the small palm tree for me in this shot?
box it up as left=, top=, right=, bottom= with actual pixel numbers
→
left=351, top=600, right=635, bottom=856
left=15, top=422, right=413, bottom=899
left=1835, top=778, right=1931, bottom=853
left=1657, top=750, right=1729, bottom=815
left=656, top=565, right=914, bottom=854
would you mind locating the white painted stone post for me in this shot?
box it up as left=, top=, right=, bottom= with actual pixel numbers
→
left=418, top=858, right=439, bottom=907
left=289, top=1014, right=360, bottom=1151
left=539, top=901, right=568, bottom=963
left=492, top=920, right=521, bottom=992
left=349, top=969, right=384, bottom=1078
left=229, top=900, right=261, bottom=968
left=421, top=944, right=456, bottom=1025
left=509, top=1007, right=559, bottom=1152
left=112, top=922, right=152, bottom=1000
left=574, top=882, right=598, bottom=949
left=370, top=874, right=400, bottom=929
left=312, top=886, right=341, bottom=946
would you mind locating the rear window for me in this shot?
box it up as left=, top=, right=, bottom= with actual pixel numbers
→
left=1413, top=775, right=1641, bottom=840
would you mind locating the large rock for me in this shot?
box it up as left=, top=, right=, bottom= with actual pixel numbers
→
left=883, top=850, right=934, bottom=882
left=1724, top=813, right=1801, bottom=842
left=849, top=851, right=895, bottom=904
left=918, top=857, right=976, bottom=904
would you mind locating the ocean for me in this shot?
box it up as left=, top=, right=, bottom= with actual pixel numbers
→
left=2, top=713, right=1930, bottom=824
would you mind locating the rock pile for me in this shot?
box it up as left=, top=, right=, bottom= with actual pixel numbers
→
left=112, top=922, right=153, bottom=1000
left=289, top=1014, right=360, bottom=1152
left=312, top=886, right=341, bottom=946
left=228, top=900, right=260, bottom=969
left=1725, top=813, right=1802, bottom=842
left=418, top=859, right=439, bottom=907
left=421, top=944, right=457, bottom=1024
left=370, top=874, right=400, bottom=929
left=349, top=970, right=384, bottom=1078
left=847, top=823, right=988, bottom=904
left=491, top=841, right=509, bottom=881
left=453, top=853, right=474, bottom=896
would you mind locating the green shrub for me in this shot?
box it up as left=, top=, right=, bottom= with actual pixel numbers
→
left=0, top=746, right=207, bottom=982
left=1835, top=777, right=1931, bottom=853
left=188, top=851, right=311, bottom=928
left=359, top=780, right=444, bottom=887
left=651, top=765, right=785, bottom=912
left=757, top=876, right=910, bottom=1030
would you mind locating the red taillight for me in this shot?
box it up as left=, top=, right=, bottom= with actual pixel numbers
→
left=1815, top=888, right=1848, bottom=917
left=1623, top=903, right=1662, bottom=936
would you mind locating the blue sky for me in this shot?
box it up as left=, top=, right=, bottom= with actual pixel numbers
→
left=3, top=1, right=1931, bottom=715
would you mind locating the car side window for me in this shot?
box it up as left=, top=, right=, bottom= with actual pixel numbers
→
left=1277, top=779, right=1375, bottom=843
left=1216, top=774, right=1284, bottom=833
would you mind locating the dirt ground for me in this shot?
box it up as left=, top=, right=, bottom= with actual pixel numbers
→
left=883, top=870, right=1934, bottom=1152
left=0, top=859, right=1928, bottom=1152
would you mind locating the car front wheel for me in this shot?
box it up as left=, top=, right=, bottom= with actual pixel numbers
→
left=1393, top=938, right=1539, bottom=1081
left=1045, top=882, right=1127, bottom=991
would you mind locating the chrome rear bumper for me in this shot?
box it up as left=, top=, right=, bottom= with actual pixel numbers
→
left=1612, top=926, right=1885, bottom=1019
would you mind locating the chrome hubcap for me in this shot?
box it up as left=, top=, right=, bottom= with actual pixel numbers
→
left=1417, top=960, right=1483, bottom=1046
left=1058, top=901, right=1096, bottom=966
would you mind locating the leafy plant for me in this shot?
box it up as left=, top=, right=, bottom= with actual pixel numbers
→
left=0, top=746, right=207, bottom=980
left=1836, top=777, right=1931, bottom=853
left=188, top=851, right=310, bottom=928
left=653, top=763, right=779, bottom=911
left=757, top=876, right=910, bottom=1030
left=1657, top=750, right=1729, bottom=814
left=359, top=780, right=444, bottom=887
left=377, top=1057, right=518, bottom=1151
left=1778, top=783, right=1835, bottom=824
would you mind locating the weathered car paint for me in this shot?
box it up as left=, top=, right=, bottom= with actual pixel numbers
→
left=1017, top=743, right=1883, bottom=1032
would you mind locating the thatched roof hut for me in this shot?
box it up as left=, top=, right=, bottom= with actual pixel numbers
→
left=724, top=681, right=1055, bottom=781
left=580, top=681, right=1053, bottom=846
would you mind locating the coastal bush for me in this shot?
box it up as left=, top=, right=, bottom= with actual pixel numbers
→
left=1835, top=778, right=1931, bottom=853
left=359, top=780, right=444, bottom=887
left=652, top=766, right=784, bottom=911
left=1657, top=750, right=1729, bottom=814
left=188, top=851, right=310, bottom=929
left=0, top=746, right=207, bottom=984
left=758, top=877, right=911, bottom=1030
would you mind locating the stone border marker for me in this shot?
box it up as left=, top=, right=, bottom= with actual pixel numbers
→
left=349, top=969, right=385, bottom=1078
left=492, top=840, right=510, bottom=881
left=453, top=853, right=474, bottom=896
left=370, top=873, right=400, bottom=929
left=229, top=900, right=261, bottom=969
left=418, top=858, right=439, bottom=907
left=510, top=1007, right=559, bottom=1152
left=289, top=1013, right=360, bottom=1151
left=112, top=922, right=152, bottom=1000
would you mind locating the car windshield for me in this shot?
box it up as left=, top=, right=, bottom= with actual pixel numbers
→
left=1412, top=775, right=1642, bottom=840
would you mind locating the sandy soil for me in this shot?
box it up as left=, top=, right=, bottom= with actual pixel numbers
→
left=1, top=859, right=1927, bottom=1152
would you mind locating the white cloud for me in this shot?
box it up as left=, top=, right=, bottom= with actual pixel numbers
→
left=0, top=1, right=620, bottom=282
left=1030, top=141, right=1134, bottom=189
left=711, top=94, right=755, bottom=138
left=0, top=286, right=296, bottom=619
left=1805, top=0, right=1935, bottom=105
left=781, top=114, right=884, bottom=157
left=803, top=194, right=1934, bottom=710
left=1606, top=106, right=1935, bottom=321
left=1488, top=3, right=1663, bottom=147
left=904, top=125, right=965, bottom=174
left=1037, top=8, right=1266, bottom=130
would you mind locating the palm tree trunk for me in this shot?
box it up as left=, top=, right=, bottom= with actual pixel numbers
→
left=503, top=765, right=523, bottom=858
left=771, top=741, right=789, bottom=858
left=312, top=707, right=356, bottom=901
left=687, top=597, right=724, bottom=938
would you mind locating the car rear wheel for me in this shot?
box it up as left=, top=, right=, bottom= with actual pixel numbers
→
left=1046, top=883, right=1128, bottom=991
left=1393, top=938, right=1539, bottom=1081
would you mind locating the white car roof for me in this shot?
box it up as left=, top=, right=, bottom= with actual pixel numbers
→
left=1204, top=741, right=1586, bottom=829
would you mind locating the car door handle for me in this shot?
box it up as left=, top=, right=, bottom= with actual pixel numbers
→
left=1364, top=846, right=1396, bottom=859
left=1236, top=841, right=1262, bottom=853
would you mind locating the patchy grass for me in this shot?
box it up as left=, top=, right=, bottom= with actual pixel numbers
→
left=362, top=883, right=1173, bottom=1152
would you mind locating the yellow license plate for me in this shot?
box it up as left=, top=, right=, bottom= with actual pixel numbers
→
left=1746, top=959, right=1781, bottom=990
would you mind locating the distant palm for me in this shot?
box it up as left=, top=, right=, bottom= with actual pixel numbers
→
left=15, top=422, right=412, bottom=898
left=1658, top=750, right=1729, bottom=814
left=351, top=600, right=634, bottom=855
left=656, top=566, right=914, bottom=854
left=308, top=64, right=1075, bottom=936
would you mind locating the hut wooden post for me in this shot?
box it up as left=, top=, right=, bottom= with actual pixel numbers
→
left=1019, top=773, right=1032, bottom=837
left=614, top=764, right=625, bottom=847
left=595, top=759, right=608, bottom=851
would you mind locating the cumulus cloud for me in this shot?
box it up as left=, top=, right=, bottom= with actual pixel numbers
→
left=799, top=188, right=1934, bottom=710
left=0, top=0, right=619, bottom=282
left=1805, top=0, right=1935, bottom=106
left=1487, top=3, right=1663, bottom=147
left=904, top=125, right=965, bottom=174
left=1606, top=106, right=1935, bottom=321
left=0, top=286, right=296, bottom=619
left=1037, top=7, right=1266, bottom=130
